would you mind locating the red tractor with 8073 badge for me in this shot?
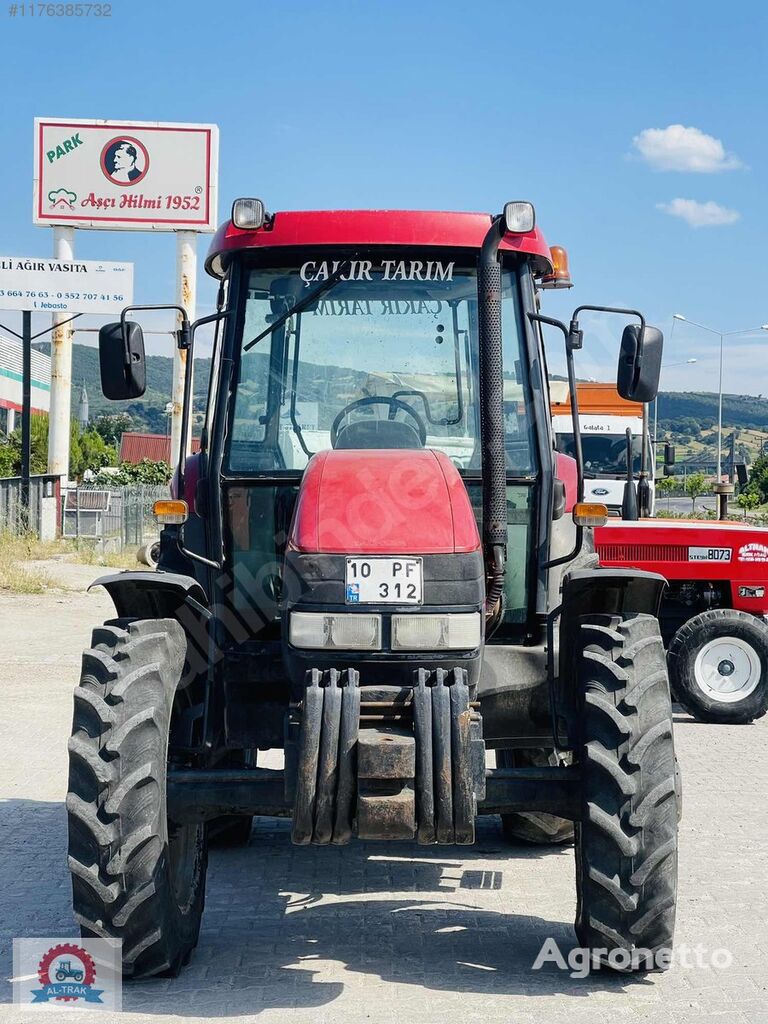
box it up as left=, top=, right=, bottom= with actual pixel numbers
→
left=595, top=518, right=768, bottom=723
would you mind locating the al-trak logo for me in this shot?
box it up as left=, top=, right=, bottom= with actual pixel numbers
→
left=31, top=943, right=104, bottom=1005
left=738, top=542, right=768, bottom=563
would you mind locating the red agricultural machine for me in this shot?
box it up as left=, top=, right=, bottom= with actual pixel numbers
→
left=67, top=202, right=679, bottom=977
left=596, top=518, right=768, bottom=723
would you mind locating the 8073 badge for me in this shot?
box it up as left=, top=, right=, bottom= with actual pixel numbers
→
left=13, top=938, right=122, bottom=1011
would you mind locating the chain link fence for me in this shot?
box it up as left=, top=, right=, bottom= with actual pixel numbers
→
left=62, top=484, right=167, bottom=554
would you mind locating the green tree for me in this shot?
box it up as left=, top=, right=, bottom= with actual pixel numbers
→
left=747, top=454, right=768, bottom=504
left=655, top=475, right=676, bottom=511
left=94, top=458, right=171, bottom=486
left=91, top=413, right=133, bottom=449
left=737, top=491, right=760, bottom=520
left=685, top=472, right=708, bottom=513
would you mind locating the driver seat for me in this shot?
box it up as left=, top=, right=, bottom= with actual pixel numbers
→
left=334, top=419, right=423, bottom=449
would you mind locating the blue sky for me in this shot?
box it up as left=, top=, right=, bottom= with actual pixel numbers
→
left=0, top=0, right=766, bottom=394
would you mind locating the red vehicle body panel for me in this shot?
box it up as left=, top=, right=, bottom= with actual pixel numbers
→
left=555, top=452, right=578, bottom=513
left=288, top=448, right=481, bottom=556
left=206, top=209, right=554, bottom=277
left=595, top=519, right=768, bottom=614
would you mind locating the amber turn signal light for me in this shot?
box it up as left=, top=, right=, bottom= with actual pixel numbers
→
left=153, top=499, right=188, bottom=525
left=573, top=502, right=608, bottom=527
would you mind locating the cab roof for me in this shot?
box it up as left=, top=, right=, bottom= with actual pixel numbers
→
left=205, top=209, right=554, bottom=278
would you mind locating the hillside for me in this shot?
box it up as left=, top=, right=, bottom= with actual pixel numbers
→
left=33, top=345, right=768, bottom=451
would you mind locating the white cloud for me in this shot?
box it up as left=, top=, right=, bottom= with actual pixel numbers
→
left=656, top=198, right=740, bottom=228
left=633, top=125, right=742, bottom=173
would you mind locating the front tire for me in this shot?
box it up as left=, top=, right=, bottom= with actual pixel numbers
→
left=668, top=609, right=768, bottom=724
left=575, top=613, right=678, bottom=971
left=67, top=619, right=208, bottom=979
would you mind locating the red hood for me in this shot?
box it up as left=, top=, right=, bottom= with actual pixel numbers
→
left=288, top=448, right=481, bottom=556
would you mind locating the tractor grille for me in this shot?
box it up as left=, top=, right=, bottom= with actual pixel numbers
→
left=598, top=543, right=688, bottom=563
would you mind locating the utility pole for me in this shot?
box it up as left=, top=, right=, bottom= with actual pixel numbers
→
left=20, top=311, right=32, bottom=523
left=172, top=231, right=197, bottom=467
left=47, top=226, right=76, bottom=480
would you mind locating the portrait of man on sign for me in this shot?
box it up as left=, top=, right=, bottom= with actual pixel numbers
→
left=101, top=137, right=149, bottom=186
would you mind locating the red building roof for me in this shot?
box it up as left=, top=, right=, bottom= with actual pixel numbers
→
left=119, top=432, right=201, bottom=465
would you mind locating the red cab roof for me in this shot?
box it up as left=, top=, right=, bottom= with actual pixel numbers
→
left=205, top=209, right=554, bottom=278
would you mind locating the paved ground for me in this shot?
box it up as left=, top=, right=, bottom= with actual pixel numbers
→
left=1, top=565, right=767, bottom=1024
left=660, top=497, right=718, bottom=515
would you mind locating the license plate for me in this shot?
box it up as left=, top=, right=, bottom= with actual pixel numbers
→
left=688, top=546, right=732, bottom=562
left=345, top=557, right=423, bottom=604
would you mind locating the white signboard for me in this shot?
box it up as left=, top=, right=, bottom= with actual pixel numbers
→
left=33, top=118, right=219, bottom=232
left=0, top=256, right=133, bottom=314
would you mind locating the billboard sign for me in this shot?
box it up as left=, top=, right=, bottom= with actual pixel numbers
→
left=0, top=255, right=133, bottom=314
left=34, top=119, right=219, bottom=232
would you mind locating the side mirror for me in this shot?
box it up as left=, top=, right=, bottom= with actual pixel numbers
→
left=617, top=324, right=663, bottom=403
left=664, top=443, right=676, bottom=466
left=99, top=322, right=146, bottom=400
left=663, top=464, right=676, bottom=477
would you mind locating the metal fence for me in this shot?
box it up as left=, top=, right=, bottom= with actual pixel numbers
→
left=62, top=484, right=167, bottom=553
left=0, top=475, right=59, bottom=537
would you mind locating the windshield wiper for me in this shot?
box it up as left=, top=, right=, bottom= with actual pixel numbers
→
left=243, top=258, right=355, bottom=352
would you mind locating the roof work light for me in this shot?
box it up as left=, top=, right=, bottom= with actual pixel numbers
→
left=231, top=198, right=267, bottom=230
left=502, top=201, right=536, bottom=234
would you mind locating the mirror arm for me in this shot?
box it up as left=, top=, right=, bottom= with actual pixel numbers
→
left=528, top=311, right=585, bottom=569
left=569, top=304, right=646, bottom=376
left=119, top=304, right=190, bottom=366
left=177, top=309, right=234, bottom=493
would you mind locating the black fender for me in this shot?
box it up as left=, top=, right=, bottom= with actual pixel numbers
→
left=89, top=570, right=209, bottom=621
left=552, top=567, right=667, bottom=746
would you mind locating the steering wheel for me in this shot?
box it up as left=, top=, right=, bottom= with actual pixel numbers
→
left=330, top=396, right=428, bottom=448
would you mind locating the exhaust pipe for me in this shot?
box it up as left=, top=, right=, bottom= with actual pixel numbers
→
left=478, top=217, right=507, bottom=612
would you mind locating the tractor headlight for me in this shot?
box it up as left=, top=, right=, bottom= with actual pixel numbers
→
left=391, top=613, right=481, bottom=651
left=289, top=612, right=382, bottom=650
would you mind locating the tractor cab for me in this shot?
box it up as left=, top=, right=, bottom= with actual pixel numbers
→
left=75, top=201, right=680, bottom=979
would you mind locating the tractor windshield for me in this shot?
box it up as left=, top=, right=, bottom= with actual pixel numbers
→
left=226, top=260, right=535, bottom=476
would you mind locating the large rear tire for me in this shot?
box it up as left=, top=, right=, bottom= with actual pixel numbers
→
left=575, top=613, right=678, bottom=971
left=668, top=608, right=768, bottom=724
left=497, top=748, right=575, bottom=845
left=67, top=619, right=208, bottom=979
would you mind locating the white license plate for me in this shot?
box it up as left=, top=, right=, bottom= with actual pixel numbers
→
left=688, top=546, right=732, bottom=562
left=345, top=557, right=423, bottom=604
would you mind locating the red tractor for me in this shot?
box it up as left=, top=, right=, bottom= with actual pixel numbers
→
left=67, top=202, right=679, bottom=978
left=596, top=518, right=768, bottom=723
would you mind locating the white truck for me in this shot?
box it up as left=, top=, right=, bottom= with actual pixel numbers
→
left=550, top=381, right=655, bottom=516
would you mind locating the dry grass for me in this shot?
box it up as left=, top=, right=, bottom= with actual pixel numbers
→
left=0, top=532, right=58, bottom=593
left=69, top=540, right=139, bottom=569
left=0, top=531, right=139, bottom=593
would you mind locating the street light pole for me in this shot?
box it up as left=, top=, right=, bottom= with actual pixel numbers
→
left=654, top=322, right=696, bottom=451
left=672, top=315, right=768, bottom=481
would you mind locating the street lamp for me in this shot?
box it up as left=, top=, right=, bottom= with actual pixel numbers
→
left=653, top=352, right=698, bottom=447
left=672, top=314, right=768, bottom=480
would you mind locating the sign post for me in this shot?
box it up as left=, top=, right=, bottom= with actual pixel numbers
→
left=48, top=225, right=75, bottom=477
left=34, top=118, right=218, bottom=471
left=0, top=256, right=134, bottom=516
left=20, top=311, right=32, bottom=519
left=173, top=231, right=197, bottom=463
